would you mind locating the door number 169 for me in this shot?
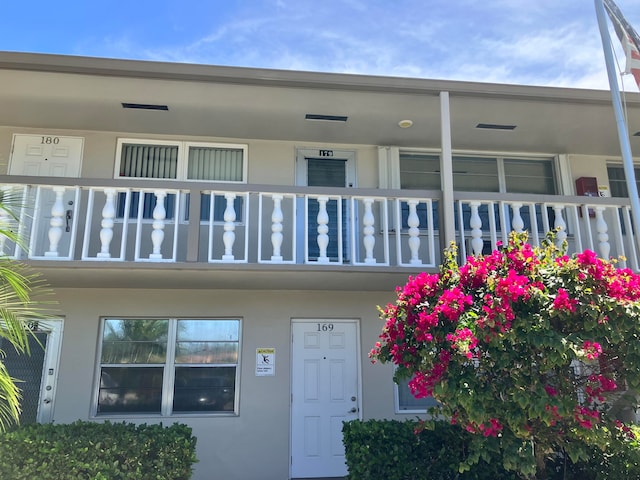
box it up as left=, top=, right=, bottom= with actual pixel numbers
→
left=317, top=323, right=334, bottom=332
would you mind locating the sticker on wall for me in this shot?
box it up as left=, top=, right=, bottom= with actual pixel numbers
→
left=256, top=348, right=275, bottom=376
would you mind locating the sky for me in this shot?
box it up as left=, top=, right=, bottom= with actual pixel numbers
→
left=2, top=0, right=640, bottom=90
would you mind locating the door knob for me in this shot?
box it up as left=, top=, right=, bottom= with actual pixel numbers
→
left=349, top=407, right=357, bottom=413
left=43, top=398, right=51, bottom=404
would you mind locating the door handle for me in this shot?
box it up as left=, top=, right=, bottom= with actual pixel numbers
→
left=349, top=407, right=358, bottom=413
left=43, top=398, right=51, bottom=404
left=65, top=210, right=72, bottom=232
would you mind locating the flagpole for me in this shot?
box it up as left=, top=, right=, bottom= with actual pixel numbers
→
left=595, top=0, right=640, bottom=254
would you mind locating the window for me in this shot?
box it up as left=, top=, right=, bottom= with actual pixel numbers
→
left=116, top=139, right=247, bottom=183
left=115, top=139, right=247, bottom=220
left=96, top=318, right=240, bottom=416
left=399, top=152, right=557, bottom=194
left=607, top=164, right=640, bottom=197
left=399, top=152, right=558, bottom=233
left=395, top=377, right=438, bottom=413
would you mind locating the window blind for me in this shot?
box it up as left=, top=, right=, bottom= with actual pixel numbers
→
left=188, top=147, right=243, bottom=181
left=119, top=144, right=179, bottom=179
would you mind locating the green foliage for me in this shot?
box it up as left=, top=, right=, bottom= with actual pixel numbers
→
left=344, top=420, right=640, bottom=479
left=0, top=420, right=197, bottom=479
left=371, top=232, right=640, bottom=478
left=0, top=191, right=57, bottom=431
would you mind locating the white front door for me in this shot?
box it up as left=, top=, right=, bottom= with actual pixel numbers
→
left=9, top=134, right=83, bottom=178
left=0, top=319, right=63, bottom=424
left=9, top=135, right=83, bottom=258
left=291, top=319, right=360, bottom=478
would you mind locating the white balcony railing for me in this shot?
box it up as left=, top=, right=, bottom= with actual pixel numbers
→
left=455, top=192, right=640, bottom=271
left=0, top=179, right=441, bottom=268
left=1, top=178, right=638, bottom=271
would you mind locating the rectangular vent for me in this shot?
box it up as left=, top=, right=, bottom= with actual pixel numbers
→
left=476, top=123, right=516, bottom=130
left=305, top=114, right=348, bottom=122
left=122, top=103, right=169, bottom=111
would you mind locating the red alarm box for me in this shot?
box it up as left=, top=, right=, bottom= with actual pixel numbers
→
left=576, top=177, right=598, bottom=217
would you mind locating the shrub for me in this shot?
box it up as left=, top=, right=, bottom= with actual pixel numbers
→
left=343, top=419, right=509, bottom=480
left=344, top=420, right=640, bottom=479
left=0, top=420, right=197, bottom=479
left=370, top=232, right=640, bottom=478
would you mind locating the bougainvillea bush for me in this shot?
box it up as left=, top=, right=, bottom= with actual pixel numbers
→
left=370, top=232, right=640, bottom=479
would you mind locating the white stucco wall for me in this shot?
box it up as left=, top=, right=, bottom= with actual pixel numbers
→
left=51, top=287, right=403, bottom=480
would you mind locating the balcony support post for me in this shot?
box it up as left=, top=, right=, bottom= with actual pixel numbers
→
left=149, top=190, right=166, bottom=260
left=511, top=203, right=524, bottom=233
left=407, top=199, right=422, bottom=265
left=44, top=187, right=66, bottom=257
left=469, top=201, right=484, bottom=255
left=97, top=188, right=116, bottom=259
left=271, top=194, right=284, bottom=262
left=316, top=196, right=330, bottom=264
left=222, top=193, right=237, bottom=261
left=552, top=205, right=567, bottom=248
left=362, top=198, right=376, bottom=264
left=595, top=206, right=610, bottom=260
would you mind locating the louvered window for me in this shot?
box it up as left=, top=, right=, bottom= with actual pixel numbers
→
left=115, top=140, right=247, bottom=220
left=116, top=139, right=247, bottom=182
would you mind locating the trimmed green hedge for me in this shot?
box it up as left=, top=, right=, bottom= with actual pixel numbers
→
left=0, top=421, right=197, bottom=480
left=343, top=419, right=508, bottom=480
left=343, top=420, right=640, bottom=480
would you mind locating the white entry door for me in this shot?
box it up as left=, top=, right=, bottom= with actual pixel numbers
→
left=291, top=320, right=360, bottom=479
left=295, top=148, right=356, bottom=263
left=9, top=135, right=83, bottom=258
left=0, top=319, right=63, bottom=424
left=9, top=134, right=83, bottom=178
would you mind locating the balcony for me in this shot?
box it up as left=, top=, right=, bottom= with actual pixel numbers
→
left=0, top=176, right=637, bottom=290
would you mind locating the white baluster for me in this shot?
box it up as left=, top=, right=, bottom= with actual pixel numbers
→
left=149, top=190, right=166, bottom=260
left=553, top=205, right=567, bottom=247
left=45, top=187, right=66, bottom=257
left=97, top=189, right=116, bottom=258
left=316, top=196, right=330, bottom=263
left=594, top=206, right=610, bottom=260
left=406, top=200, right=422, bottom=265
left=271, top=194, right=284, bottom=262
left=469, top=201, right=484, bottom=255
left=222, top=193, right=237, bottom=261
left=362, top=198, right=376, bottom=264
left=511, top=203, right=524, bottom=233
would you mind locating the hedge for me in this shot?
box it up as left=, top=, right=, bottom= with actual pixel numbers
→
left=0, top=421, right=197, bottom=480
left=343, top=419, right=640, bottom=480
left=343, top=419, right=508, bottom=480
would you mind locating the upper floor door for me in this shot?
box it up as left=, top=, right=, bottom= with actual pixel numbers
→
left=9, top=134, right=83, bottom=178
left=295, top=148, right=356, bottom=262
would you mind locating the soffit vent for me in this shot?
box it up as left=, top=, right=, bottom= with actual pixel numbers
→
left=122, top=103, right=169, bottom=111
left=305, top=114, right=348, bottom=122
left=476, top=123, right=516, bottom=130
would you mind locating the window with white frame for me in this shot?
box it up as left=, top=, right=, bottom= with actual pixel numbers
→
left=115, top=139, right=247, bottom=221
left=399, top=152, right=557, bottom=194
left=96, top=318, right=240, bottom=416
left=399, top=152, right=558, bottom=235
left=116, top=139, right=247, bottom=183
left=607, top=164, right=640, bottom=198
left=395, top=377, right=438, bottom=413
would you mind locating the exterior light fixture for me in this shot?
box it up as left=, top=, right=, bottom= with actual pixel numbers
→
left=398, top=120, right=413, bottom=128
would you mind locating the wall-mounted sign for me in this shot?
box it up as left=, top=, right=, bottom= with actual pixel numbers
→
left=256, top=348, right=275, bottom=376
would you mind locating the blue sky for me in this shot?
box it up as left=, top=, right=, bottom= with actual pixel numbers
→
left=2, top=1, right=640, bottom=90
